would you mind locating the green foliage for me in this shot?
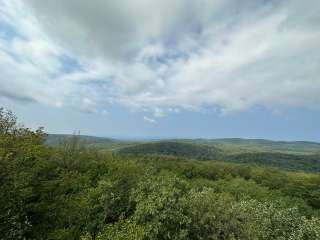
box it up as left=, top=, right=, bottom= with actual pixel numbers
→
left=207, top=138, right=320, bottom=155
left=97, top=220, right=145, bottom=240
left=1, top=108, right=320, bottom=239
left=184, top=189, right=248, bottom=239
left=117, top=140, right=320, bottom=173
left=118, top=141, right=223, bottom=160
left=0, top=108, right=50, bottom=239
left=129, top=173, right=191, bottom=240
left=86, top=159, right=144, bottom=239
left=225, top=152, right=320, bottom=172
left=46, top=134, right=139, bottom=150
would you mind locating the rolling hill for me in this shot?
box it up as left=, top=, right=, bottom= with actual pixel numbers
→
left=117, top=141, right=223, bottom=160
left=117, top=140, right=320, bottom=173
left=46, top=134, right=320, bottom=172
left=178, top=138, right=320, bottom=155
left=46, top=134, right=138, bottom=150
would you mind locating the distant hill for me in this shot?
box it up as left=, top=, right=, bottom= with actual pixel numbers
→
left=211, top=138, right=320, bottom=155
left=46, top=134, right=137, bottom=150
left=46, top=135, right=320, bottom=172
left=224, top=152, right=320, bottom=172
left=46, top=134, right=320, bottom=154
left=118, top=140, right=320, bottom=173
left=117, top=141, right=223, bottom=160
left=176, top=138, right=320, bottom=155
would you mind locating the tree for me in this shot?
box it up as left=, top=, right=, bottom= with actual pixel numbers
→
left=0, top=107, right=49, bottom=239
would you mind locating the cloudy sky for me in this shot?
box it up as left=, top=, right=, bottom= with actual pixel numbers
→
left=1, top=0, right=320, bottom=140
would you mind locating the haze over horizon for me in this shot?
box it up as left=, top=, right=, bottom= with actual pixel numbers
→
left=1, top=0, right=320, bottom=141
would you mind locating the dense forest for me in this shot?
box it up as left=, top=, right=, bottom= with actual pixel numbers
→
left=117, top=141, right=320, bottom=173
left=1, top=107, right=320, bottom=239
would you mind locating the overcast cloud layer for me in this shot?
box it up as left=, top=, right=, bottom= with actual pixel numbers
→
left=0, top=0, right=320, bottom=118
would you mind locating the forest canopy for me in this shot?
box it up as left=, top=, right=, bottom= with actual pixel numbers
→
left=0, top=108, right=320, bottom=240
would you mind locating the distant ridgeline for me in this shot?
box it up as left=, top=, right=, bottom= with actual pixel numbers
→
left=47, top=134, right=320, bottom=173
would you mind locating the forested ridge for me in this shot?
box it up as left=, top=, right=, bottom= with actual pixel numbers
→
left=1, top=108, right=320, bottom=239
left=118, top=141, right=320, bottom=173
left=46, top=135, right=320, bottom=155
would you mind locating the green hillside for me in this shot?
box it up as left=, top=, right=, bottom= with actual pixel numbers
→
left=225, top=152, right=320, bottom=172
left=118, top=141, right=223, bottom=160
left=47, top=135, right=320, bottom=155
left=46, top=135, right=320, bottom=172
left=177, top=138, right=320, bottom=155
left=211, top=138, right=320, bottom=155
left=46, top=134, right=137, bottom=150
left=118, top=140, right=320, bottom=173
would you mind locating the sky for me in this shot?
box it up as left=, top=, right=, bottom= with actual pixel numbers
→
left=0, top=0, right=320, bottom=141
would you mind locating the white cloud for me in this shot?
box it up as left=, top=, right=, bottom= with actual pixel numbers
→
left=143, top=116, right=157, bottom=124
left=153, top=107, right=165, bottom=118
left=0, top=0, right=320, bottom=115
